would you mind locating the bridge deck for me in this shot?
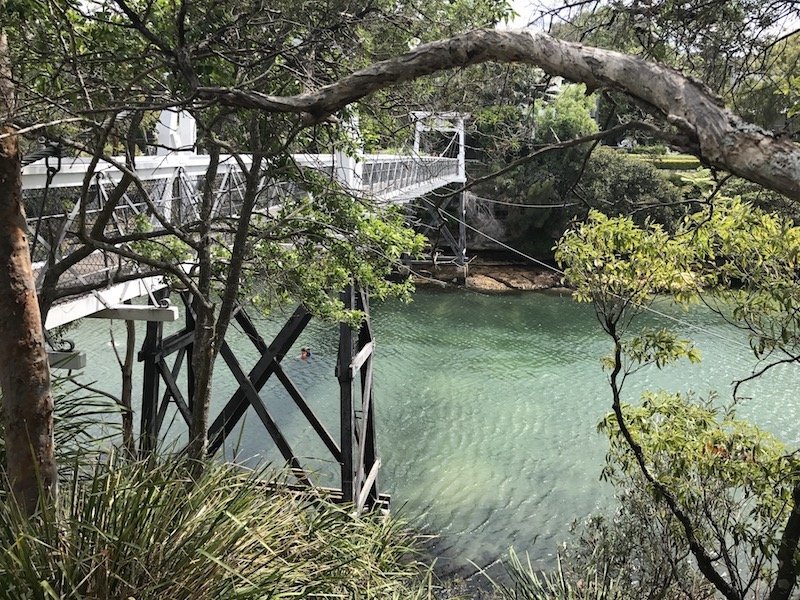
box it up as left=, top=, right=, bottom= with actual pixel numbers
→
left=23, top=149, right=464, bottom=329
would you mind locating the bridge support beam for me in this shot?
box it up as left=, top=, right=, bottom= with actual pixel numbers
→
left=88, top=304, right=179, bottom=322
left=423, top=193, right=468, bottom=282
left=47, top=351, right=86, bottom=370
left=336, top=285, right=380, bottom=511
left=137, top=285, right=386, bottom=512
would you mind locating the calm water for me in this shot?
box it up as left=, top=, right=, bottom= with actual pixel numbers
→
left=68, top=288, right=800, bottom=574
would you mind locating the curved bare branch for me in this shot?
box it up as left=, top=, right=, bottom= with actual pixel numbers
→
left=198, top=29, right=800, bottom=200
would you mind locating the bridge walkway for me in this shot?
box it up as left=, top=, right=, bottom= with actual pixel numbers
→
left=22, top=112, right=466, bottom=329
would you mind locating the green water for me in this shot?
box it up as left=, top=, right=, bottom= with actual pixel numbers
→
left=69, top=288, right=800, bottom=574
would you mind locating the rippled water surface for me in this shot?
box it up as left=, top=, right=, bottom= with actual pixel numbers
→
left=70, top=288, right=800, bottom=573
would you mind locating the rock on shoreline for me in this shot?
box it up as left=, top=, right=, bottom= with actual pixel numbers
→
left=412, top=262, right=564, bottom=293
left=467, top=264, right=562, bottom=292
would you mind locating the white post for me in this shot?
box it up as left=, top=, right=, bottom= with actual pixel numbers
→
left=413, top=119, right=423, bottom=155
left=334, top=115, right=363, bottom=191
left=156, top=110, right=197, bottom=155
left=457, top=116, right=466, bottom=182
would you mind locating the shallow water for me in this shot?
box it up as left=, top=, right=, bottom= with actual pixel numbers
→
left=68, top=288, right=800, bottom=573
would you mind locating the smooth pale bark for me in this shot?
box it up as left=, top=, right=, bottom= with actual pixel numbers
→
left=199, top=29, right=800, bottom=200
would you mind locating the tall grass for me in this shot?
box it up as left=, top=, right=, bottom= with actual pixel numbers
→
left=489, top=550, right=619, bottom=600
left=0, top=375, right=121, bottom=473
left=0, top=457, right=434, bottom=599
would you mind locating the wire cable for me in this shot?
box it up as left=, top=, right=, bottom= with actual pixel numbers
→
left=465, top=193, right=580, bottom=209
left=422, top=197, right=751, bottom=351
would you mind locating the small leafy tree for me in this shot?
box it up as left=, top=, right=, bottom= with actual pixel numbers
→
left=555, top=202, right=800, bottom=600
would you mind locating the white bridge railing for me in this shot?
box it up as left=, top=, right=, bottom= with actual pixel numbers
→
left=22, top=112, right=467, bottom=328
left=22, top=153, right=463, bottom=328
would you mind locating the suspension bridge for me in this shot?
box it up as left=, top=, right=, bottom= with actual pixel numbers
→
left=22, top=111, right=468, bottom=512
left=23, top=111, right=466, bottom=330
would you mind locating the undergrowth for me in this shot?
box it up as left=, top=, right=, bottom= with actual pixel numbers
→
left=0, top=457, right=435, bottom=599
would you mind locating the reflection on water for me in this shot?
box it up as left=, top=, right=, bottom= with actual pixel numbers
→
left=68, top=288, right=800, bottom=573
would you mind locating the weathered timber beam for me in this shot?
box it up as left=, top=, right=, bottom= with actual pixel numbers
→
left=47, top=350, right=86, bottom=370
left=350, top=341, right=373, bottom=376
left=157, top=358, right=192, bottom=425
left=273, top=363, right=342, bottom=461
left=355, top=458, right=382, bottom=515
left=89, top=304, right=178, bottom=322
left=207, top=305, right=312, bottom=455
left=155, top=348, right=187, bottom=432
left=217, top=340, right=311, bottom=485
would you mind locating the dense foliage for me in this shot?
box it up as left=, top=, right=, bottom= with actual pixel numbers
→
left=555, top=198, right=800, bottom=599
left=0, top=457, right=434, bottom=600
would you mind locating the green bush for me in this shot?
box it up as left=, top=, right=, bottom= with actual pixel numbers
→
left=627, top=154, right=701, bottom=170
left=578, top=147, right=685, bottom=230
left=629, top=144, right=667, bottom=156
left=0, top=458, right=434, bottom=600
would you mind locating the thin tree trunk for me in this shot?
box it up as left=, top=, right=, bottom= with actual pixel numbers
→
left=606, top=319, right=741, bottom=600
left=187, top=298, right=215, bottom=464
left=186, top=143, right=220, bottom=465
left=0, top=25, right=56, bottom=513
left=768, top=482, right=800, bottom=600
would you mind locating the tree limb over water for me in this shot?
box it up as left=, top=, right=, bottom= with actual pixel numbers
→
left=198, top=29, right=800, bottom=201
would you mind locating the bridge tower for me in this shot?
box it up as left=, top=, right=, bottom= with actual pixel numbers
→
left=411, top=112, right=470, bottom=278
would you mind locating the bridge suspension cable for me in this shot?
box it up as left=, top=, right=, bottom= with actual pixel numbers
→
left=423, top=197, right=751, bottom=352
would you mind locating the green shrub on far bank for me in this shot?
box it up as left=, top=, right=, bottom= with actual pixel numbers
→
left=626, top=144, right=667, bottom=156
left=626, top=153, right=701, bottom=170
left=0, top=457, right=435, bottom=600
left=577, top=147, right=685, bottom=229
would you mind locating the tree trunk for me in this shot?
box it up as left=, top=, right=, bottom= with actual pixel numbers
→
left=186, top=142, right=220, bottom=466
left=187, top=298, right=215, bottom=464
left=0, top=24, right=56, bottom=513
left=0, top=127, right=57, bottom=514
left=120, top=320, right=135, bottom=457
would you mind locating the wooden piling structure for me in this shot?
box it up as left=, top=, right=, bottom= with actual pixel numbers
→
left=138, top=284, right=386, bottom=512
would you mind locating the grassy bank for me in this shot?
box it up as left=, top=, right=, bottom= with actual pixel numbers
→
left=0, top=457, right=436, bottom=599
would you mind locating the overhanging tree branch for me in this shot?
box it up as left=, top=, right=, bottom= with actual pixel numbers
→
left=198, top=29, right=800, bottom=200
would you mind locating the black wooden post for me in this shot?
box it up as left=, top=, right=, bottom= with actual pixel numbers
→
left=206, top=305, right=312, bottom=455
left=356, top=288, right=379, bottom=510
left=337, top=285, right=356, bottom=503
left=133, top=284, right=386, bottom=509
left=138, top=319, right=162, bottom=456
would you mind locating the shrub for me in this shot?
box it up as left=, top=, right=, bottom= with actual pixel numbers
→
left=578, top=147, right=685, bottom=230
left=0, top=457, right=434, bottom=599
left=490, top=549, right=619, bottom=600
left=629, top=144, right=667, bottom=156
left=627, top=154, right=701, bottom=170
